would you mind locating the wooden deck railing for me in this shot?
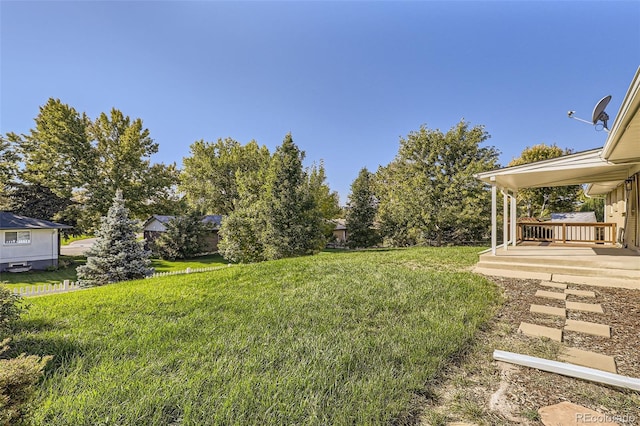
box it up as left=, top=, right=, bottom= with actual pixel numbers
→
left=517, top=222, right=617, bottom=245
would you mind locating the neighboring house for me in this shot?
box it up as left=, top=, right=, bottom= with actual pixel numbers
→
left=0, top=212, right=72, bottom=272
left=476, top=67, right=640, bottom=253
left=142, top=215, right=223, bottom=252
left=331, top=219, right=348, bottom=245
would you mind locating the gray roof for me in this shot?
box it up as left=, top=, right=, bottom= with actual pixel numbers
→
left=550, top=212, right=597, bottom=223
left=145, top=214, right=223, bottom=229
left=0, top=212, right=73, bottom=230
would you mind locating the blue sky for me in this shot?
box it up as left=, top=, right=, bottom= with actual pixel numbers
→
left=1, top=1, right=639, bottom=204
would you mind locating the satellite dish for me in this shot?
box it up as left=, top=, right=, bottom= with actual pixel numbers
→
left=591, top=95, right=611, bottom=130
left=567, top=95, right=612, bottom=132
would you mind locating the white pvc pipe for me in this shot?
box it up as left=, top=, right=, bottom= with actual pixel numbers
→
left=493, top=350, right=640, bottom=391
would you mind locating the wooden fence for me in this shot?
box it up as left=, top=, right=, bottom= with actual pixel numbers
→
left=518, top=222, right=617, bottom=245
left=9, top=265, right=231, bottom=297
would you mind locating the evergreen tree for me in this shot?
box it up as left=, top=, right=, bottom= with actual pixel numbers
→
left=218, top=134, right=326, bottom=262
left=153, top=213, right=212, bottom=260
left=0, top=136, right=19, bottom=209
left=77, top=190, right=152, bottom=286
left=261, top=134, right=325, bottom=259
left=346, top=168, right=380, bottom=248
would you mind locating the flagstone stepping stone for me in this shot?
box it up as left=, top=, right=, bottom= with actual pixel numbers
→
left=530, top=304, right=566, bottom=317
left=564, top=289, right=596, bottom=298
left=564, top=319, right=611, bottom=338
left=566, top=301, right=604, bottom=313
left=518, top=322, right=562, bottom=342
left=535, top=289, right=567, bottom=300
left=540, top=281, right=567, bottom=289
left=539, top=401, right=619, bottom=425
left=559, top=347, right=617, bottom=373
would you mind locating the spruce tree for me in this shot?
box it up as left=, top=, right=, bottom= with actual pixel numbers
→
left=346, top=168, right=380, bottom=248
left=77, top=190, right=153, bottom=286
left=261, top=134, right=325, bottom=259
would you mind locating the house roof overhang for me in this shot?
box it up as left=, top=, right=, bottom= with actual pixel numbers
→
left=601, top=67, right=640, bottom=164
left=475, top=148, right=640, bottom=191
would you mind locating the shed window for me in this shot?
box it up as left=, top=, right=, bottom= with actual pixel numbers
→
left=4, top=231, right=31, bottom=244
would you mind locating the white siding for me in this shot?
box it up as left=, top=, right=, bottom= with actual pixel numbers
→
left=0, top=228, right=58, bottom=264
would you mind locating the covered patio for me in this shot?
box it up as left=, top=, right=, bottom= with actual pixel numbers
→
left=473, top=67, right=640, bottom=288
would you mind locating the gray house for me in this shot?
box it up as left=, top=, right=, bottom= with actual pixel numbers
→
left=143, top=215, right=223, bottom=252
left=0, top=212, right=72, bottom=272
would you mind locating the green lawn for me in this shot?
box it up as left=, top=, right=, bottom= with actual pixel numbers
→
left=0, top=254, right=227, bottom=289
left=11, top=247, right=499, bottom=425
left=0, top=256, right=85, bottom=289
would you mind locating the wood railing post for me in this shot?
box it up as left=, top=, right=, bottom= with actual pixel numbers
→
left=562, top=223, right=566, bottom=243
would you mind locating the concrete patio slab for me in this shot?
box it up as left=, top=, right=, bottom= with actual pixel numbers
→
left=539, top=401, right=619, bottom=426
left=530, top=304, right=566, bottom=317
left=566, top=301, right=604, bottom=314
left=472, top=267, right=552, bottom=281
left=559, top=347, right=617, bottom=373
left=518, top=322, right=562, bottom=342
left=540, top=281, right=567, bottom=289
left=564, top=319, right=611, bottom=338
left=552, top=274, right=640, bottom=290
left=564, top=289, right=596, bottom=297
left=535, top=290, right=567, bottom=300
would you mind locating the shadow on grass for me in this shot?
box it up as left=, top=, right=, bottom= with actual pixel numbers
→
left=7, top=333, right=86, bottom=373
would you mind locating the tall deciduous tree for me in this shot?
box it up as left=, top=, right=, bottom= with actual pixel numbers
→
left=15, top=98, right=94, bottom=199
left=346, top=167, right=379, bottom=248
left=307, top=161, right=342, bottom=238
left=375, top=120, right=499, bottom=246
left=77, top=190, right=152, bottom=287
left=84, top=108, right=179, bottom=228
left=508, top=144, right=581, bottom=218
left=180, top=138, right=271, bottom=215
left=7, top=183, right=74, bottom=223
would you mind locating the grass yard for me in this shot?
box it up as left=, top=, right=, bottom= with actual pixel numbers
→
left=11, top=247, right=499, bottom=425
left=0, top=254, right=227, bottom=289
left=0, top=256, right=86, bottom=289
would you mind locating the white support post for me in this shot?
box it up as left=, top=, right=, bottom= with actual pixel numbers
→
left=503, top=190, right=509, bottom=251
left=511, top=190, right=517, bottom=246
left=491, top=180, right=497, bottom=255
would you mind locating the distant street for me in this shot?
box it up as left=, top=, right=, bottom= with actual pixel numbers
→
left=60, top=238, right=97, bottom=256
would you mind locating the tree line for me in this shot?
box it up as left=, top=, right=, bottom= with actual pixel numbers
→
left=1, top=98, right=593, bottom=263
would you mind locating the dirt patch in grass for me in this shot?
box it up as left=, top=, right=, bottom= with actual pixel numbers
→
left=419, top=276, right=640, bottom=425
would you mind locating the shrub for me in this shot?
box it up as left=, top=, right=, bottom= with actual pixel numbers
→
left=0, top=287, right=51, bottom=426
left=0, top=340, right=52, bottom=426
left=0, top=287, right=24, bottom=337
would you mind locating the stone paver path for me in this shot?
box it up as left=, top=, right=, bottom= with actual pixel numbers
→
left=519, top=280, right=617, bottom=373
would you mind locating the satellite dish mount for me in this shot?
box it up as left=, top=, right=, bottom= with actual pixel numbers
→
left=567, top=95, right=611, bottom=132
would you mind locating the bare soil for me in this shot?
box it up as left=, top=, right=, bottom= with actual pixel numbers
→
left=419, top=276, right=640, bottom=425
